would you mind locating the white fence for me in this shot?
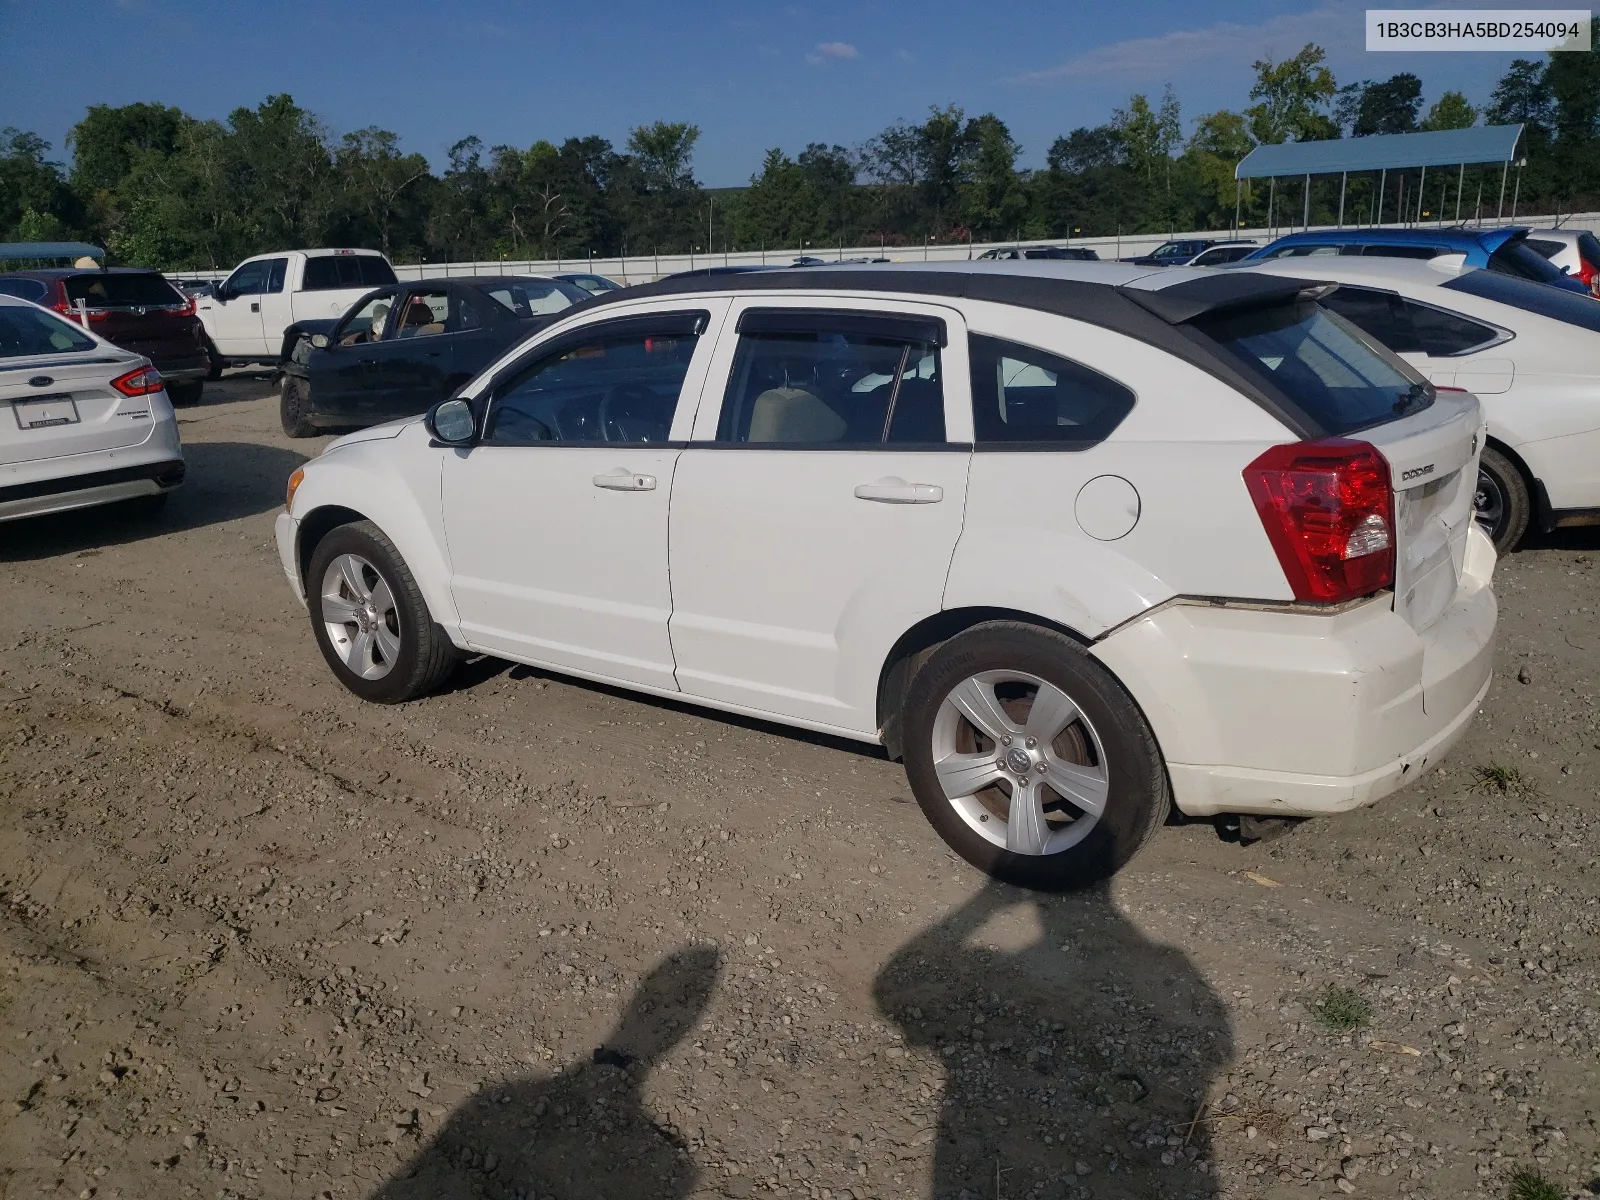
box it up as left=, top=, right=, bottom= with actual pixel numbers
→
left=172, top=210, right=1600, bottom=285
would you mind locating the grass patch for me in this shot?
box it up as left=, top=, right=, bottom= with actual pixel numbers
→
left=1309, top=985, right=1372, bottom=1033
left=1473, top=762, right=1536, bottom=798
left=1507, top=1169, right=1563, bottom=1200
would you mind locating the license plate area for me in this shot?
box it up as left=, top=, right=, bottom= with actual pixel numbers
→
left=12, top=395, right=80, bottom=430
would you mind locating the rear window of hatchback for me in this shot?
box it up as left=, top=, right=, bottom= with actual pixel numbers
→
left=64, top=272, right=185, bottom=307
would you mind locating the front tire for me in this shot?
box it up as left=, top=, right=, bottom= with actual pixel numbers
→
left=280, top=373, right=316, bottom=439
left=306, top=521, right=456, bottom=703
left=1475, top=445, right=1530, bottom=554
left=901, top=621, right=1169, bottom=891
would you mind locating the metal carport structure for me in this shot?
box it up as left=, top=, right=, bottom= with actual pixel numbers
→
left=1232, top=124, right=1526, bottom=232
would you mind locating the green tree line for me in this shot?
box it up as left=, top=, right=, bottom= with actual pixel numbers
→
left=2, top=30, right=1597, bottom=270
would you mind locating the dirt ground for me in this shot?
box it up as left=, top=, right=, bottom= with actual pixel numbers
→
left=0, top=375, right=1597, bottom=1200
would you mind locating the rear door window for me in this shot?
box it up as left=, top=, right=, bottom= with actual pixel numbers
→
left=66, top=273, right=185, bottom=307
left=1194, top=300, right=1431, bottom=436
left=968, top=334, right=1134, bottom=446
left=303, top=255, right=398, bottom=291
left=715, top=311, right=945, bottom=446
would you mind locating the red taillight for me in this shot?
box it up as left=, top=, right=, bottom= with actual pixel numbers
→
left=174, top=294, right=195, bottom=317
left=1243, top=439, right=1395, bottom=603
left=51, top=299, right=109, bottom=323
left=111, top=366, right=164, bottom=397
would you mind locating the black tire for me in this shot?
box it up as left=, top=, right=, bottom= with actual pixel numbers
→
left=305, top=521, right=456, bottom=704
left=901, top=621, right=1169, bottom=891
left=203, top=337, right=224, bottom=381
left=165, top=379, right=203, bottom=407
left=280, top=373, right=316, bottom=439
left=1475, top=445, right=1530, bottom=554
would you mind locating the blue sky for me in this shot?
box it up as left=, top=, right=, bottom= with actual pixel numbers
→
left=0, top=0, right=1555, bottom=186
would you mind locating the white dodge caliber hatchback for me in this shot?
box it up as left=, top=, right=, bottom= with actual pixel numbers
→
left=276, top=262, right=1498, bottom=889
left=0, top=294, right=185, bottom=522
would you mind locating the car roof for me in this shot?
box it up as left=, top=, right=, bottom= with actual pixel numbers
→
left=1256, top=226, right=1526, bottom=253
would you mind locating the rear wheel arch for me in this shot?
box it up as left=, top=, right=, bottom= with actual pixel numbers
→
left=876, top=607, right=1094, bottom=760
left=1478, top=436, right=1539, bottom=548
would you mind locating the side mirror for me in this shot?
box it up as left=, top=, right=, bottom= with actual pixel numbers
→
left=215, top=285, right=232, bottom=302
left=309, top=333, right=330, bottom=349
left=427, top=397, right=476, bottom=445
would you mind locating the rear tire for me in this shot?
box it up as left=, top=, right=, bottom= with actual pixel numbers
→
left=1475, top=445, right=1530, bottom=554
left=901, top=621, right=1169, bottom=891
left=306, top=521, right=456, bottom=704
left=165, top=380, right=203, bottom=407
left=280, top=373, right=316, bottom=439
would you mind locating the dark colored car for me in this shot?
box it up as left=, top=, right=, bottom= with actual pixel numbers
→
left=0, top=267, right=210, bottom=403
left=1120, top=238, right=1224, bottom=266
left=1242, top=226, right=1590, bottom=294
left=278, top=275, right=591, bottom=437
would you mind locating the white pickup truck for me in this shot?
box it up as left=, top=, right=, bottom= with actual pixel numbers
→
left=195, top=248, right=397, bottom=374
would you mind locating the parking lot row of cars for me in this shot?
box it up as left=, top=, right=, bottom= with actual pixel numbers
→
left=2, top=225, right=1595, bottom=889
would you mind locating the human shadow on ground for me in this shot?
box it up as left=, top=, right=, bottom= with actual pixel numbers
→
left=0, top=440, right=309, bottom=562
left=874, top=882, right=1232, bottom=1200
left=370, top=945, right=719, bottom=1200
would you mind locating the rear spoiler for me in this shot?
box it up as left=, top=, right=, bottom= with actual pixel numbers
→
left=1118, top=273, right=1336, bottom=324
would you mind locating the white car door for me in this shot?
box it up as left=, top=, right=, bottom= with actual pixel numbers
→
left=254, top=257, right=292, bottom=354
left=667, top=299, right=973, bottom=737
left=441, top=302, right=728, bottom=692
left=201, top=260, right=270, bottom=357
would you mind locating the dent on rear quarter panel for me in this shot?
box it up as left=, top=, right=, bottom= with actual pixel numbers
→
left=294, top=434, right=459, bottom=630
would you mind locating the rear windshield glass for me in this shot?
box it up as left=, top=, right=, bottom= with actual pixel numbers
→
left=302, top=255, right=398, bottom=291
left=64, top=273, right=183, bottom=307
left=475, top=280, right=587, bottom=318
left=1443, top=269, right=1600, bottom=333
left=0, top=304, right=97, bottom=357
left=1193, top=301, right=1431, bottom=436
left=1487, top=239, right=1568, bottom=284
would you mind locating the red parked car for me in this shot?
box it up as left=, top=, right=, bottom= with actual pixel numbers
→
left=0, top=267, right=210, bottom=404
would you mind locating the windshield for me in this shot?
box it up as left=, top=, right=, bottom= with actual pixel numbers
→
left=0, top=303, right=97, bottom=357
left=64, top=272, right=185, bottom=308
left=1487, top=237, right=1571, bottom=285
left=1443, top=269, right=1600, bottom=333
left=1193, top=301, right=1432, bottom=436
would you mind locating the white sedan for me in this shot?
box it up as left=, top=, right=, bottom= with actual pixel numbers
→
left=1241, top=255, right=1600, bottom=551
left=0, top=294, right=185, bottom=522
left=276, top=261, right=1496, bottom=889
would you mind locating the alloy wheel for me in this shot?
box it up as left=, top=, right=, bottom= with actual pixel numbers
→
left=320, top=553, right=401, bottom=680
left=1473, top=467, right=1506, bottom=541
left=930, top=670, right=1109, bottom=856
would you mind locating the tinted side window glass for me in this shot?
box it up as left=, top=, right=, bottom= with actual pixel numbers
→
left=393, top=290, right=449, bottom=338
left=1488, top=240, right=1567, bottom=283
left=263, top=258, right=287, bottom=293
left=716, top=327, right=944, bottom=445
left=1524, top=239, right=1564, bottom=258
left=1402, top=300, right=1500, bottom=356
left=302, top=257, right=338, bottom=290
left=969, top=334, right=1134, bottom=446
left=486, top=325, right=701, bottom=445
left=225, top=261, right=269, bottom=296
left=1360, top=245, right=1440, bottom=260
left=0, top=278, right=49, bottom=302
left=1320, top=288, right=1421, bottom=353
left=359, top=256, right=398, bottom=286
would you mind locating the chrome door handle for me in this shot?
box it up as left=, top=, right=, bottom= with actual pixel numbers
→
left=593, top=469, right=657, bottom=492
left=854, top=477, right=943, bottom=504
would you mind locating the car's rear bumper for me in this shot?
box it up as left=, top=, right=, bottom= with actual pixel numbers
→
left=1092, top=524, right=1498, bottom=818
left=0, top=456, right=185, bottom=521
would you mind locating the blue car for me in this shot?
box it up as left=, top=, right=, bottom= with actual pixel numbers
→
left=1241, top=226, right=1590, bottom=295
